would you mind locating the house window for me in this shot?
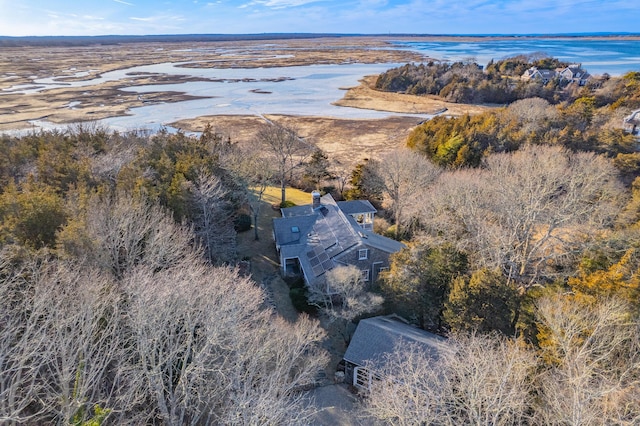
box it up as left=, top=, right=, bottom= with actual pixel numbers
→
left=379, top=266, right=389, bottom=273
left=358, top=249, right=368, bottom=260
left=361, top=269, right=370, bottom=282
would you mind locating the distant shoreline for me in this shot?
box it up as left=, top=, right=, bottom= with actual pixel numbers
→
left=2, top=33, right=640, bottom=47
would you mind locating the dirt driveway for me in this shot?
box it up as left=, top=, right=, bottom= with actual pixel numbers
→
left=235, top=189, right=300, bottom=322
left=304, top=384, right=368, bottom=426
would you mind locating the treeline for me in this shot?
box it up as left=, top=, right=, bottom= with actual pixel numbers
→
left=0, top=124, right=242, bottom=263
left=0, top=123, right=327, bottom=424
left=0, top=33, right=346, bottom=47
left=406, top=72, right=640, bottom=182
left=374, top=55, right=591, bottom=104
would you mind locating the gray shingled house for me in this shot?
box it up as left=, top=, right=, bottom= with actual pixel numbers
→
left=343, top=315, right=446, bottom=391
left=521, top=66, right=557, bottom=84
left=272, top=191, right=404, bottom=286
left=557, top=64, right=591, bottom=86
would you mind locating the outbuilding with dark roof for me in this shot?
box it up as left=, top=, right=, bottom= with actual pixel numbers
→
left=343, top=315, right=447, bottom=390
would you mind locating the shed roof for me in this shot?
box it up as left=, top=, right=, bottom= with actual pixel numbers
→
left=343, top=316, right=446, bottom=371
left=625, top=109, right=640, bottom=125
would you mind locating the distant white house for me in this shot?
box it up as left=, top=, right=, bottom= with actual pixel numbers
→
left=624, top=109, right=640, bottom=135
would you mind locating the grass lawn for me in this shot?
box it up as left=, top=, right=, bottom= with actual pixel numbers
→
left=260, top=186, right=312, bottom=206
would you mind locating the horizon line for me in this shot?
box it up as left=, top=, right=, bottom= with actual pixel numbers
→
left=2, top=31, right=640, bottom=39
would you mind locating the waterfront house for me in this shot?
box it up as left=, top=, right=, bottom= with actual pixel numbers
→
left=557, top=64, right=591, bottom=86
left=521, top=64, right=591, bottom=86
left=521, top=67, right=557, bottom=84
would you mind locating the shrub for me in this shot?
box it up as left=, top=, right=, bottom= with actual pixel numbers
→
left=234, top=213, right=252, bottom=232
left=284, top=275, right=317, bottom=315
left=280, top=200, right=297, bottom=208
left=289, top=287, right=317, bottom=315
left=284, top=275, right=305, bottom=289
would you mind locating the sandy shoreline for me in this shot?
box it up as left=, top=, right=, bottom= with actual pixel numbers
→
left=333, top=75, right=494, bottom=116
left=167, top=73, right=496, bottom=168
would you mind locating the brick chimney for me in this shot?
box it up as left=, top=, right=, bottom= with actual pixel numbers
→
left=312, top=191, right=321, bottom=209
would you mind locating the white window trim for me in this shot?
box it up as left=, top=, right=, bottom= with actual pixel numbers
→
left=361, top=269, right=370, bottom=282
left=358, top=249, right=368, bottom=260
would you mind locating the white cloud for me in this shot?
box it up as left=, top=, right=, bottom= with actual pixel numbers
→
left=113, top=0, right=134, bottom=5
left=248, top=0, right=325, bottom=9
left=130, top=14, right=187, bottom=23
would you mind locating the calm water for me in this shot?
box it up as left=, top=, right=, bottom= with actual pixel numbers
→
left=393, top=38, right=640, bottom=76
left=3, top=62, right=429, bottom=134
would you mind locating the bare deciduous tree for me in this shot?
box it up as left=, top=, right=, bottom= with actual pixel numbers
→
left=536, top=296, right=640, bottom=426
left=372, top=149, right=441, bottom=239
left=257, top=122, right=311, bottom=205
left=423, top=145, right=623, bottom=285
left=83, top=193, right=198, bottom=278
left=120, top=262, right=328, bottom=425
left=365, top=333, right=536, bottom=426
left=2, top=194, right=328, bottom=424
left=191, top=170, right=236, bottom=263
left=308, top=265, right=383, bottom=341
left=228, top=148, right=276, bottom=240
left=0, top=254, right=124, bottom=424
left=0, top=250, right=46, bottom=424
left=506, top=97, right=559, bottom=135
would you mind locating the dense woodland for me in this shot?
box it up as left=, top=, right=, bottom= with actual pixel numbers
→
left=374, top=55, right=591, bottom=104
left=350, top=63, right=640, bottom=424
left=2, top=57, right=640, bottom=423
left=0, top=124, right=331, bottom=424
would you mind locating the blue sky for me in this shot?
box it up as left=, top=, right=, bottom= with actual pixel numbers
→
left=1, top=0, right=639, bottom=37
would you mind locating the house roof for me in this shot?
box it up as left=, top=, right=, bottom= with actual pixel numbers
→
left=343, top=316, right=446, bottom=371
left=537, top=69, right=557, bottom=79
left=522, top=67, right=556, bottom=81
left=273, top=194, right=404, bottom=283
left=274, top=194, right=361, bottom=280
left=624, top=109, right=640, bottom=125
left=272, top=215, right=317, bottom=246
left=337, top=200, right=377, bottom=215
left=360, top=231, right=406, bottom=253
left=522, top=67, right=537, bottom=78
left=556, top=64, right=591, bottom=82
